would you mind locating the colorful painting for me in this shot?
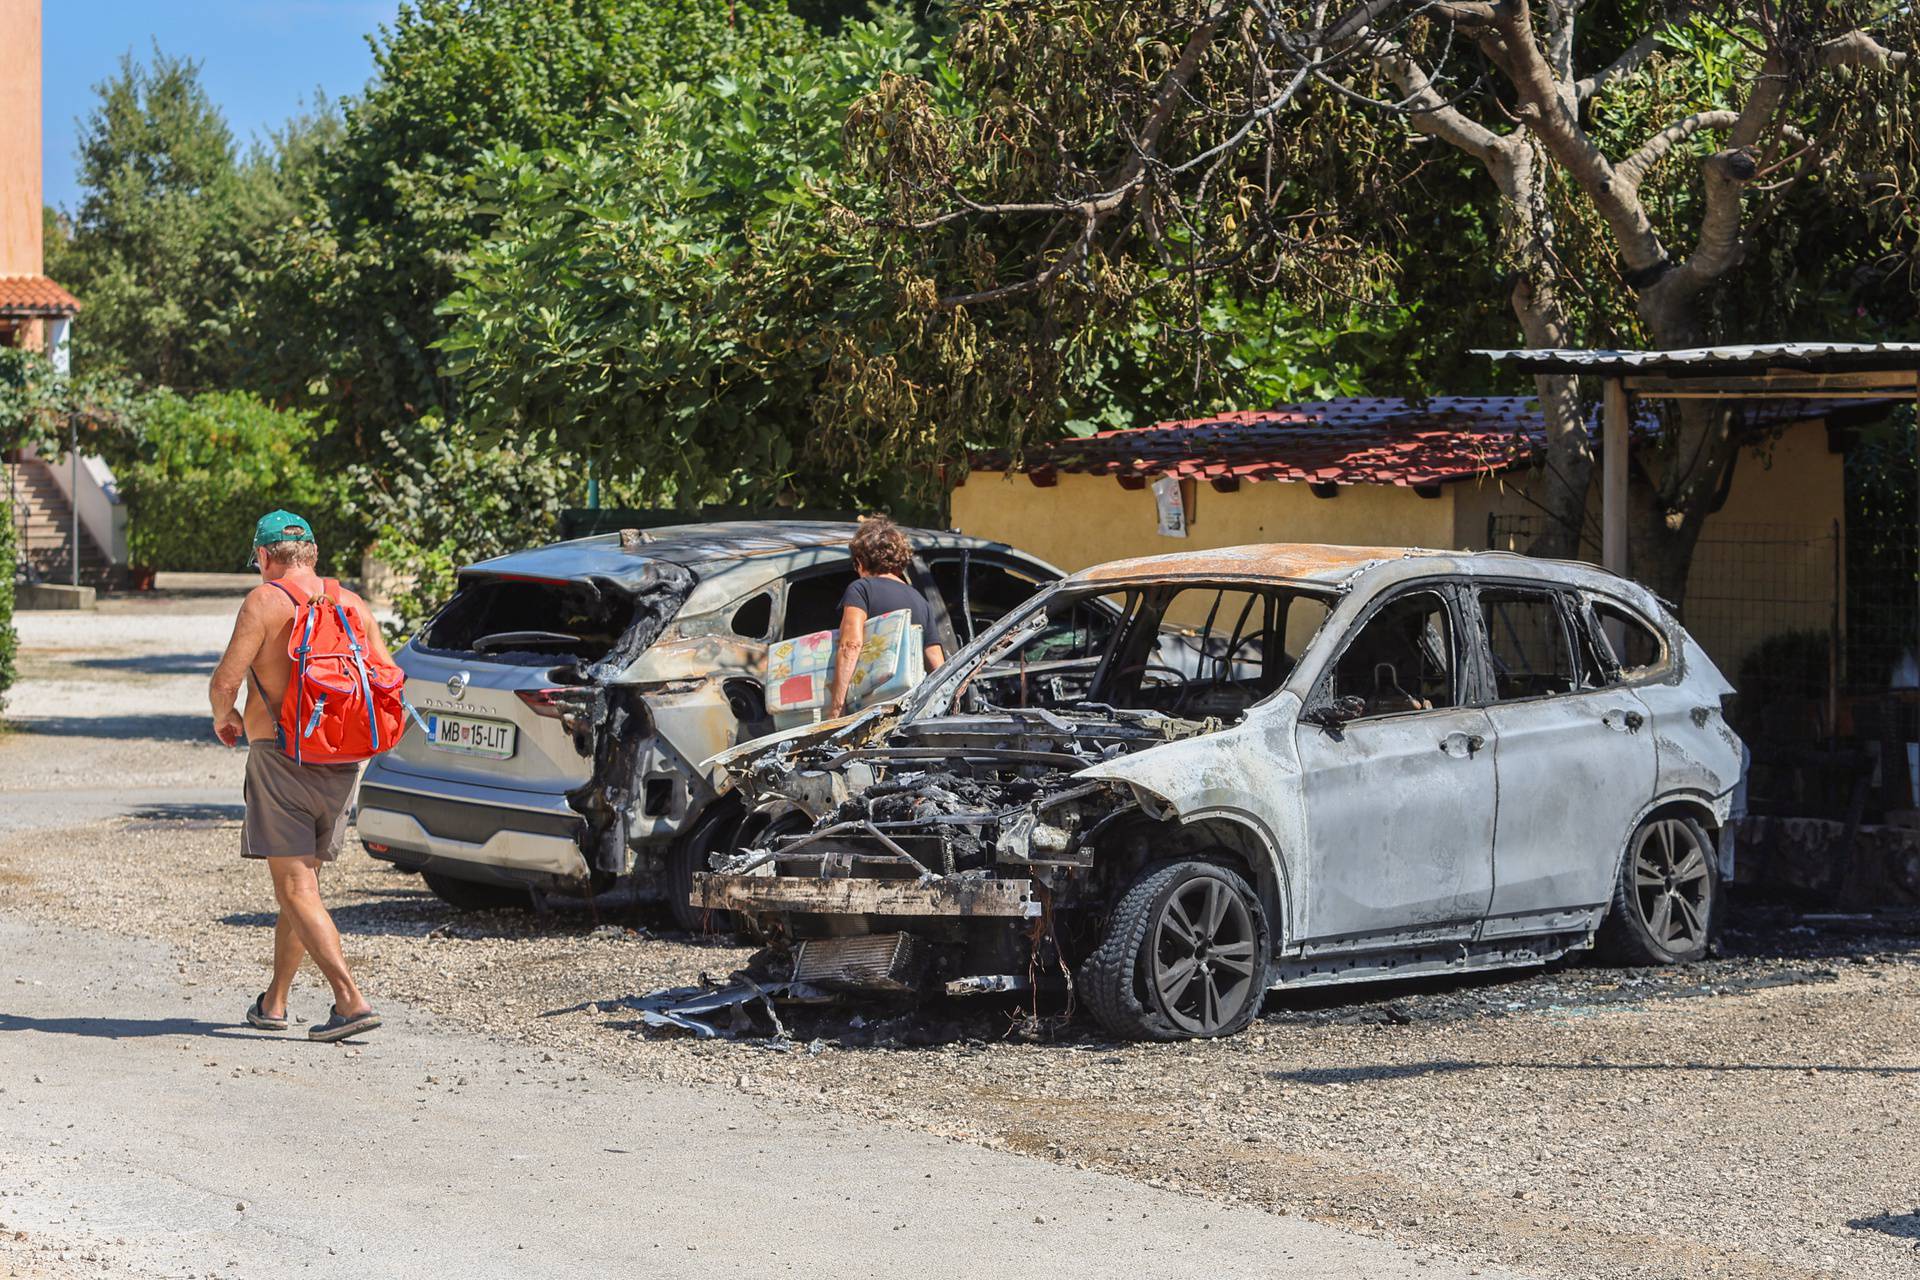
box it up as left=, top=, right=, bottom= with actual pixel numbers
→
left=764, top=608, right=922, bottom=720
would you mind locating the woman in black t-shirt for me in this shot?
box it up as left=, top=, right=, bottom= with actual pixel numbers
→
left=826, top=518, right=946, bottom=717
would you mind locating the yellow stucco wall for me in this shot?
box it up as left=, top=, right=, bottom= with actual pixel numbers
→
left=1455, top=419, right=1845, bottom=680
left=0, top=0, right=44, bottom=278
left=951, top=470, right=1459, bottom=574
left=951, top=417, right=1846, bottom=683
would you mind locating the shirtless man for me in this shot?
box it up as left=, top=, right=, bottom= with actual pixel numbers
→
left=208, top=510, right=385, bottom=1042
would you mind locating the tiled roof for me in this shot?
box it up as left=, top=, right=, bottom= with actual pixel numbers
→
left=0, top=276, right=81, bottom=317
left=974, top=395, right=1884, bottom=491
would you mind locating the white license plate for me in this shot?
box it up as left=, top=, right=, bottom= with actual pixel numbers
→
left=426, top=713, right=517, bottom=759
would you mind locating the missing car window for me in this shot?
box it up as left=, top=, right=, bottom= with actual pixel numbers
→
left=943, top=581, right=1331, bottom=720
left=1326, top=591, right=1456, bottom=716
left=1479, top=588, right=1576, bottom=701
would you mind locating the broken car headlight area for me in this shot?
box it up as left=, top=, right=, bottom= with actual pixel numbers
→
left=699, top=707, right=1214, bottom=1009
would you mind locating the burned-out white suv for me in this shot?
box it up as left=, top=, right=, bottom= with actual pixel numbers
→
left=699, top=544, right=1747, bottom=1038
left=355, top=521, right=1068, bottom=926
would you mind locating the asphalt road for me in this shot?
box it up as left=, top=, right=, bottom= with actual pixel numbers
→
left=0, top=594, right=1520, bottom=1280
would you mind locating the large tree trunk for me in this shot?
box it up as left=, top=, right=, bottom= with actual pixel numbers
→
left=1498, top=139, right=1595, bottom=563
left=1624, top=287, right=1743, bottom=607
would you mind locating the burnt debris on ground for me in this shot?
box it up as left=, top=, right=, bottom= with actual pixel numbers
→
left=609, top=901, right=1920, bottom=1046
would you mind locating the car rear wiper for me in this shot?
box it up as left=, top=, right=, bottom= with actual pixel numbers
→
left=470, top=630, right=585, bottom=654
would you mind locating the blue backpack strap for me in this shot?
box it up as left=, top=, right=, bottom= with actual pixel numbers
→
left=331, top=593, right=381, bottom=753
left=400, top=697, right=432, bottom=737
left=292, top=598, right=318, bottom=765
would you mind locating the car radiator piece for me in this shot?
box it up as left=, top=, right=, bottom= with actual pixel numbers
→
left=790, top=933, right=926, bottom=992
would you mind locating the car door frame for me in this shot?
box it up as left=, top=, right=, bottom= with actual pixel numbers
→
left=769, top=555, right=866, bottom=644
left=1289, top=577, right=1499, bottom=951
left=1458, top=577, right=1659, bottom=939
left=918, top=546, right=1065, bottom=653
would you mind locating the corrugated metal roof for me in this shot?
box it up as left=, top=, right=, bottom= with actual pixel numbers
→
left=0, top=276, right=81, bottom=317
left=1475, top=342, right=1920, bottom=374
left=971, top=395, right=1881, bottom=490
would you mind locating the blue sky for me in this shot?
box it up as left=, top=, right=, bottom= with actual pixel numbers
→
left=44, top=1, right=401, bottom=213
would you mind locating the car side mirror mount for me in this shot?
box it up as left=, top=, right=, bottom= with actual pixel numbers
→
left=1302, top=694, right=1368, bottom=728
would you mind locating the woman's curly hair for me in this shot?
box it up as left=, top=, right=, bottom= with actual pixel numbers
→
left=849, top=517, right=912, bottom=577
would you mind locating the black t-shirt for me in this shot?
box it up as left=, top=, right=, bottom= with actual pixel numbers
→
left=839, top=575, right=935, bottom=641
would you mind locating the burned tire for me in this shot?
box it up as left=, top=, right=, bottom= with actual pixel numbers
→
left=1080, top=860, right=1271, bottom=1041
left=421, top=871, right=529, bottom=912
left=665, top=805, right=742, bottom=936
left=1597, top=815, right=1718, bottom=965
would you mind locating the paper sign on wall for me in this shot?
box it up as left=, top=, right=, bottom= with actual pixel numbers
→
left=1152, top=474, right=1188, bottom=538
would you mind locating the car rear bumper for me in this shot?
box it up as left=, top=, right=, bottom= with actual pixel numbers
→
left=355, top=780, right=590, bottom=886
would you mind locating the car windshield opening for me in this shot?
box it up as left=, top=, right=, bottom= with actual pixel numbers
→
left=937, top=581, right=1333, bottom=720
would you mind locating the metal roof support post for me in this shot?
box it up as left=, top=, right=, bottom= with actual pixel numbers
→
left=1602, top=377, right=1630, bottom=577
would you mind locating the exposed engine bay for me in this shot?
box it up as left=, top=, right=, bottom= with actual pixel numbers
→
left=700, top=578, right=1336, bottom=993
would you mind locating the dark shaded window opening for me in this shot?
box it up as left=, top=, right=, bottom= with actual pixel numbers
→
left=781, top=570, right=859, bottom=639
left=643, top=779, right=673, bottom=816
left=419, top=578, right=640, bottom=665
left=1479, top=588, right=1576, bottom=701
left=731, top=592, right=773, bottom=639
left=1593, top=600, right=1665, bottom=677
left=1327, top=591, right=1456, bottom=715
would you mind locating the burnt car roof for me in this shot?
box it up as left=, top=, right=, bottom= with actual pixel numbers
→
left=1071, top=543, right=1440, bottom=585
left=462, top=521, right=1037, bottom=600
left=1066, top=543, right=1653, bottom=600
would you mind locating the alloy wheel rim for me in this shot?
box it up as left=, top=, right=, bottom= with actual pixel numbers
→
left=1632, top=819, right=1712, bottom=952
left=1151, top=877, right=1258, bottom=1035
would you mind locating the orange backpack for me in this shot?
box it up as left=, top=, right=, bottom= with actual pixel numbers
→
left=263, top=579, right=410, bottom=765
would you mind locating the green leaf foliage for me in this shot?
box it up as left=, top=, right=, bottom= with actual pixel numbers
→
left=438, top=11, right=931, bottom=509
left=46, top=49, right=336, bottom=390
left=116, top=391, right=361, bottom=572
left=246, top=0, right=821, bottom=460
left=343, top=418, right=666, bottom=637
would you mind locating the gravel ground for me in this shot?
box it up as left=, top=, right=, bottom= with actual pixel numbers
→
left=3, top=816, right=1915, bottom=1280
left=4, top=594, right=1919, bottom=1280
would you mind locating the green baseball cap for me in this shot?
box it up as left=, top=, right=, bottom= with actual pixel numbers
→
left=251, top=509, right=316, bottom=550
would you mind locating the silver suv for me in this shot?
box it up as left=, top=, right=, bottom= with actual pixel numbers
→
left=699, top=544, right=1747, bottom=1038
left=356, top=521, right=1067, bottom=926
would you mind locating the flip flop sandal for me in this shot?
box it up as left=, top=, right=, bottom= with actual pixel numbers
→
left=246, top=993, right=289, bottom=1031
left=308, top=1007, right=381, bottom=1043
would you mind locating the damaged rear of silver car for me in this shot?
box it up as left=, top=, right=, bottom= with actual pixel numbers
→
left=698, top=544, right=1747, bottom=1040
left=358, top=521, right=1068, bottom=926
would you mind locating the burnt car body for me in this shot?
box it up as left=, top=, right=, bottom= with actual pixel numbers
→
left=354, top=521, right=1069, bottom=926
left=697, top=544, right=1747, bottom=1038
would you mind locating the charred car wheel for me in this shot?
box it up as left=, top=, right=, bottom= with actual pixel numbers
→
left=1081, top=860, right=1271, bottom=1041
left=665, top=803, right=745, bottom=935
left=1598, top=815, right=1718, bottom=965
left=421, top=871, right=531, bottom=912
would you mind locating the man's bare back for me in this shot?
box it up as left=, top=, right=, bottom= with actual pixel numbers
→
left=211, top=574, right=391, bottom=746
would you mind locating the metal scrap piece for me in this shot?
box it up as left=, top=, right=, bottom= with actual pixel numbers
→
left=624, top=979, right=795, bottom=1039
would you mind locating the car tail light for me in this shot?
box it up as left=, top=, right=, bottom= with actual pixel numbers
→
left=362, top=841, right=390, bottom=854
left=516, top=688, right=571, bottom=718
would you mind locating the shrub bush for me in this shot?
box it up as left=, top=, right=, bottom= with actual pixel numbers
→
left=119, top=391, right=361, bottom=573
left=346, top=417, right=590, bottom=639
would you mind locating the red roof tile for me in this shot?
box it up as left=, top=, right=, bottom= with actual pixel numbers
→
left=974, top=395, right=1882, bottom=490
left=0, top=276, right=81, bottom=317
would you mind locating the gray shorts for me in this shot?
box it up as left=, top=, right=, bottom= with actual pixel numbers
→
left=241, top=743, right=361, bottom=862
